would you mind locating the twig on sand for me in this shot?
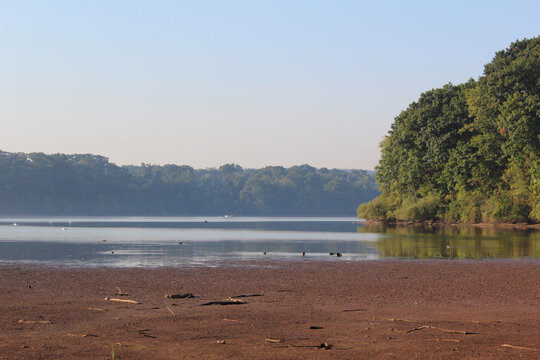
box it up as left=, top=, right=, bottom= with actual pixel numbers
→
left=232, top=293, right=263, bottom=298
left=87, top=307, right=106, bottom=311
left=166, top=306, right=175, bottom=316
left=406, top=326, right=428, bottom=333
left=18, top=319, right=51, bottom=324
left=201, top=297, right=247, bottom=306
left=502, top=344, right=540, bottom=351
left=265, top=338, right=282, bottom=343
left=390, top=319, right=477, bottom=335
left=67, top=333, right=98, bottom=338
left=137, top=329, right=157, bottom=338
left=105, top=297, right=141, bottom=304
left=343, top=308, right=367, bottom=312
left=426, top=338, right=461, bottom=342
left=115, top=287, right=128, bottom=296
left=222, top=318, right=245, bottom=323
left=165, top=293, right=195, bottom=299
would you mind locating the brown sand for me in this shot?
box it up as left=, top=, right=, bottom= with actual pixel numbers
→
left=1, top=260, right=539, bottom=359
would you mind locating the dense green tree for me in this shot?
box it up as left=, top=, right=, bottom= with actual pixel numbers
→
left=359, top=36, right=540, bottom=223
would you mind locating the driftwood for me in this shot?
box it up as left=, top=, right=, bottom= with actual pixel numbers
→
left=389, top=319, right=477, bottom=335
left=105, top=297, right=141, bottom=304
left=165, top=293, right=194, bottom=299
left=292, top=343, right=333, bottom=349
left=67, top=333, right=98, bottom=338
left=232, top=293, right=263, bottom=298
left=343, top=308, right=367, bottom=312
left=502, top=344, right=540, bottom=351
left=166, top=307, right=176, bottom=316
left=18, top=319, right=51, bottom=324
left=115, top=287, right=128, bottom=296
left=222, top=318, right=245, bottom=323
left=202, top=300, right=246, bottom=306
left=87, top=307, right=105, bottom=311
left=310, top=326, right=324, bottom=330
left=265, top=338, right=282, bottom=343
left=137, top=329, right=156, bottom=338
left=201, top=297, right=247, bottom=306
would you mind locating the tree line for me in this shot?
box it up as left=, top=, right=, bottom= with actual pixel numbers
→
left=0, top=151, right=378, bottom=216
left=358, top=36, right=540, bottom=223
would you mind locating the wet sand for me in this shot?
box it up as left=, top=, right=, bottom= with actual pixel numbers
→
left=1, top=260, right=539, bottom=359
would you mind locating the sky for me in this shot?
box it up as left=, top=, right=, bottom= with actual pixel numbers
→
left=0, top=1, right=538, bottom=170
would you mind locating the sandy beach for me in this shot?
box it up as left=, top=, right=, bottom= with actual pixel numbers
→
left=1, top=260, right=540, bottom=359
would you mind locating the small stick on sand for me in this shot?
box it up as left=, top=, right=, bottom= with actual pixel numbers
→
left=390, top=318, right=477, bottom=335
left=265, top=338, right=282, bottom=343
left=18, top=319, right=52, bottom=324
left=116, top=287, right=128, bottom=296
left=165, top=293, right=194, bottom=299
left=166, top=306, right=175, bottom=316
left=406, top=326, right=428, bottom=333
left=105, top=297, right=141, bottom=304
left=201, top=297, right=247, bottom=306
left=502, top=344, right=540, bottom=351
left=405, top=324, right=477, bottom=335
left=67, top=333, right=98, bottom=338
left=222, top=318, right=245, bottom=323
left=232, top=293, right=263, bottom=298
left=87, top=307, right=106, bottom=311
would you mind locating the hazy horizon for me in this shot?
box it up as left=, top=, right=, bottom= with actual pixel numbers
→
left=1, top=1, right=538, bottom=170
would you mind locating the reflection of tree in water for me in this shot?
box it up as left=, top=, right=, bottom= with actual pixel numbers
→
left=357, top=224, right=540, bottom=259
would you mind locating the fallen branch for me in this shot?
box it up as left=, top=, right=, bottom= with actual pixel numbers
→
left=222, top=318, right=245, bottom=323
left=406, top=326, right=428, bottom=333
left=502, top=344, right=540, bottom=351
left=391, top=319, right=477, bottom=335
left=292, top=343, right=333, bottom=350
left=165, top=293, right=194, bottom=299
left=166, top=307, right=176, bottom=316
left=426, top=338, right=461, bottom=342
left=67, top=333, right=98, bottom=338
left=405, top=325, right=476, bottom=335
left=201, top=297, right=247, bottom=306
left=137, top=329, right=157, bottom=338
left=116, top=287, right=128, bottom=296
left=105, top=297, right=141, bottom=304
left=232, top=293, right=263, bottom=298
left=344, top=308, right=367, bottom=312
left=18, top=319, right=51, bottom=324
left=87, top=307, right=105, bottom=312
left=389, top=318, right=416, bottom=323
left=265, top=338, right=281, bottom=343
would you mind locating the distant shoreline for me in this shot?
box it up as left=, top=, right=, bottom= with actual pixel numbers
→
left=358, top=219, right=540, bottom=230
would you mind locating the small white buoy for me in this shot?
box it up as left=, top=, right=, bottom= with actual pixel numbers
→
left=13, top=223, right=17, bottom=226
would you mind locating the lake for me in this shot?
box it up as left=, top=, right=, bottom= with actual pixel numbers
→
left=0, top=216, right=538, bottom=267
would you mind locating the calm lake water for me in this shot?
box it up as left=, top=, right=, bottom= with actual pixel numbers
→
left=0, top=217, right=538, bottom=267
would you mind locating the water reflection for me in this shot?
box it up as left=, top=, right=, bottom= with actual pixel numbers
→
left=0, top=218, right=538, bottom=267
left=358, top=223, right=540, bottom=259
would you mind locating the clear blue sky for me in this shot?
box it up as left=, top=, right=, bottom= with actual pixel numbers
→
left=1, top=1, right=538, bottom=169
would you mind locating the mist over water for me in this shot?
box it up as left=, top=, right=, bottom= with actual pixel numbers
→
left=0, top=217, right=538, bottom=267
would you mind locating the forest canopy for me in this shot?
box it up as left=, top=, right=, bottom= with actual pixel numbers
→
left=0, top=151, right=378, bottom=216
left=358, top=36, right=540, bottom=223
